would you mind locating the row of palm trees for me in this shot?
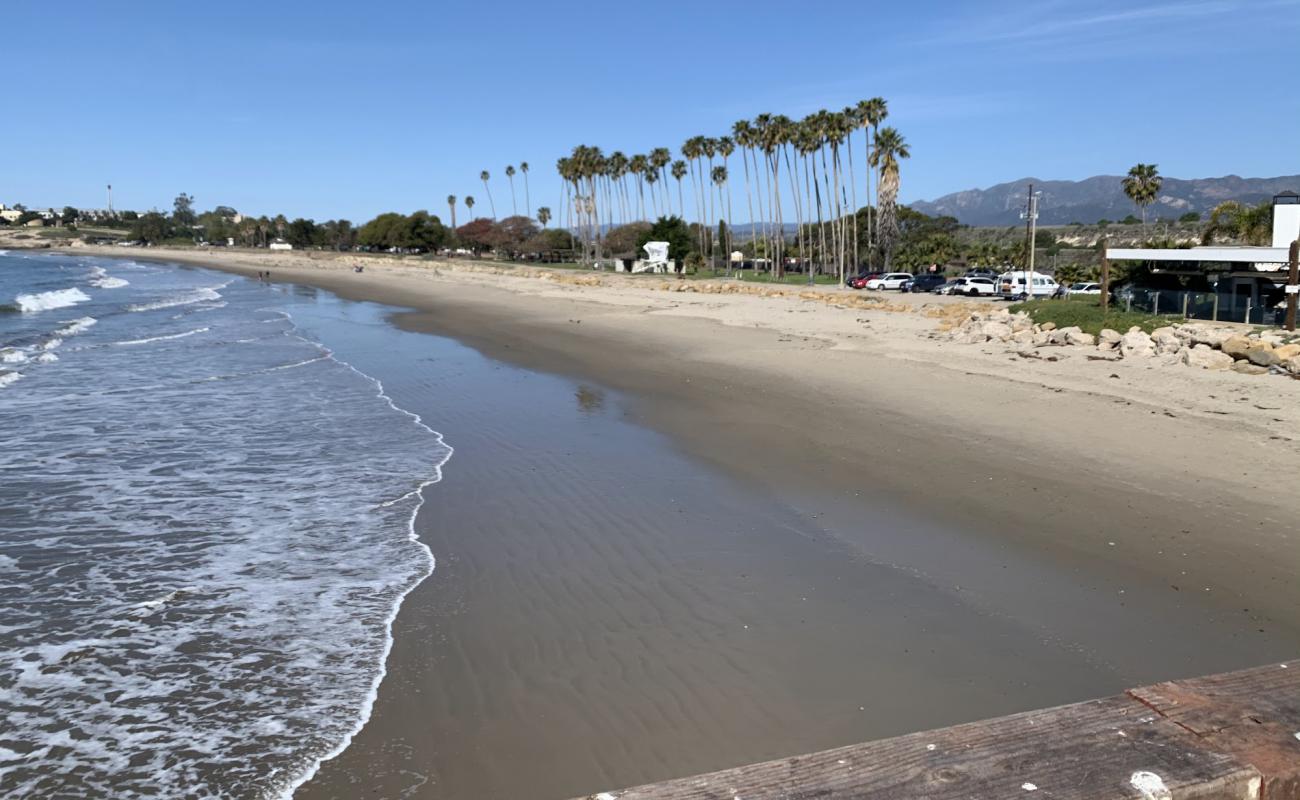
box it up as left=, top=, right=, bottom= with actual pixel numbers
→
left=550, top=99, right=910, bottom=280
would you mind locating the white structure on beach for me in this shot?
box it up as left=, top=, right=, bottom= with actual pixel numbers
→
left=621, top=241, right=670, bottom=273
left=268, top=240, right=293, bottom=251
left=1105, top=192, right=1299, bottom=322
left=1106, top=192, right=1299, bottom=273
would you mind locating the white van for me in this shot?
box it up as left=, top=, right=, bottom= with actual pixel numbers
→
left=996, top=270, right=1058, bottom=299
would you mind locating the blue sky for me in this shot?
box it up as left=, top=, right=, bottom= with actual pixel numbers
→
left=3, top=0, right=1298, bottom=222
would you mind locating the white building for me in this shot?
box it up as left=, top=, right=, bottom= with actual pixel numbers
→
left=0, top=204, right=23, bottom=223
left=1105, top=192, right=1298, bottom=323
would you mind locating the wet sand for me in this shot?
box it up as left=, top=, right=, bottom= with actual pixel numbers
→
left=70, top=248, right=1300, bottom=798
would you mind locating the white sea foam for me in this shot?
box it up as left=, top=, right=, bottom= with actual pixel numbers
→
left=128, top=283, right=228, bottom=312
left=0, top=371, right=22, bottom=388
left=1, top=348, right=27, bottom=364
left=14, top=287, right=91, bottom=312
left=87, top=266, right=129, bottom=289
left=54, top=317, right=97, bottom=337
left=114, top=327, right=209, bottom=346
left=32, top=352, right=58, bottom=363
left=0, top=283, right=454, bottom=798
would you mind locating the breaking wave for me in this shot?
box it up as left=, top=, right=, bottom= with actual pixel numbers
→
left=14, top=287, right=91, bottom=312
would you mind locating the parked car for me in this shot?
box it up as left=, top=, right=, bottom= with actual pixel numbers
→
left=1066, top=282, right=1101, bottom=296
left=950, top=276, right=998, bottom=296
left=996, top=271, right=1059, bottom=299
left=963, top=268, right=1000, bottom=280
left=904, top=274, right=948, bottom=293
left=865, top=272, right=914, bottom=291
left=847, top=271, right=883, bottom=289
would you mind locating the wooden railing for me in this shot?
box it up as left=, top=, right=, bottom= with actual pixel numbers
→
left=575, top=659, right=1299, bottom=800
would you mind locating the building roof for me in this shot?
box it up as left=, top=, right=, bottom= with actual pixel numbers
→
left=1106, top=246, right=1291, bottom=264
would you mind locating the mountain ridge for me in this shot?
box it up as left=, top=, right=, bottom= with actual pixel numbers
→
left=910, top=174, right=1300, bottom=227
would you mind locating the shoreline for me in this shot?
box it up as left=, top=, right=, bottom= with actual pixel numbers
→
left=57, top=245, right=1300, bottom=796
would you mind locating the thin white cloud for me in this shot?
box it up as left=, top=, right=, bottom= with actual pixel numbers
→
left=926, top=0, right=1298, bottom=46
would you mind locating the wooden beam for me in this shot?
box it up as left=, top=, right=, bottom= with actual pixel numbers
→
left=575, top=660, right=1299, bottom=800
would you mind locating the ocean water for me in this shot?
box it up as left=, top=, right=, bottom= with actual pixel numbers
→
left=0, top=251, right=452, bottom=798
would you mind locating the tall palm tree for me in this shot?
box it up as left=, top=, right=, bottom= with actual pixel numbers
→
left=869, top=127, right=910, bottom=271
left=857, top=97, right=888, bottom=268
left=671, top=160, right=688, bottom=218
left=732, top=120, right=759, bottom=258
left=645, top=169, right=661, bottom=218
left=537, top=206, right=551, bottom=228
left=650, top=147, right=672, bottom=213
left=520, top=161, right=531, bottom=219
left=681, top=136, right=707, bottom=261
left=712, top=164, right=731, bottom=272
left=717, top=137, right=736, bottom=267
left=447, top=194, right=457, bottom=230
left=607, top=151, right=630, bottom=224
left=479, top=170, right=496, bottom=219
left=629, top=154, right=649, bottom=220
left=1121, top=163, right=1162, bottom=238
left=505, top=165, right=518, bottom=216
left=465, top=195, right=476, bottom=220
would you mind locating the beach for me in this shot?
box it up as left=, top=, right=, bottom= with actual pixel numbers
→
left=56, top=246, right=1300, bottom=797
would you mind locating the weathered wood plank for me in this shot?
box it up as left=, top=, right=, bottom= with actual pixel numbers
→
left=576, top=693, right=1260, bottom=800
left=1130, top=660, right=1299, bottom=799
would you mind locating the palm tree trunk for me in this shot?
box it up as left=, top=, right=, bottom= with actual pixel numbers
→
left=847, top=130, right=859, bottom=276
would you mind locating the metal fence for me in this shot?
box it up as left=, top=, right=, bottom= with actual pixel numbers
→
left=1120, top=289, right=1286, bottom=326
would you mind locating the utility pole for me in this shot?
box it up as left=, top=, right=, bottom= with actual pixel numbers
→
left=1286, top=239, right=1298, bottom=332
left=1020, top=184, right=1040, bottom=299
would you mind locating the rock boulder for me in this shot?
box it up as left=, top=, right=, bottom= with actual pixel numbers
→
left=1180, top=344, right=1234, bottom=371
left=1120, top=329, right=1156, bottom=358
left=1220, top=335, right=1252, bottom=360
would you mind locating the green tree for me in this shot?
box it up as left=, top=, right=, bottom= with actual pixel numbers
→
left=519, top=161, right=531, bottom=219
left=61, top=206, right=80, bottom=225
left=1121, top=163, right=1162, bottom=238
left=286, top=218, right=318, bottom=247
left=1178, top=211, right=1201, bottom=223
left=505, top=165, right=518, bottom=216
left=536, top=206, right=551, bottom=228
left=869, top=127, right=910, bottom=270
left=447, top=195, right=457, bottom=230
left=605, top=222, right=651, bottom=256
left=172, top=193, right=196, bottom=227
left=405, top=210, right=448, bottom=251
left=636, top=215, right=695, bottom=263
left=1202, top=200, right=1273, bottom=245
left=479, top=170, right=496, bottom=219
left=130, top=211, right=170, bottom=243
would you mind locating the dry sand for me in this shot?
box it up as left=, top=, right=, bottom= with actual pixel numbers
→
left=64, top=245, right=1300, bottom=797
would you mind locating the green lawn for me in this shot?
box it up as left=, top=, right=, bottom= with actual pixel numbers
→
left=1009, top=296, right=1182, bottom=336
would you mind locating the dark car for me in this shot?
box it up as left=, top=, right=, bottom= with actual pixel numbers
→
left=904, top=274, right=948, bottom=293
left=963, top=268, right=999, bottom=280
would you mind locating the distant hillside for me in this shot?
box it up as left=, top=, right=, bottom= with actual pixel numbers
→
left=911, top=174, right=1300, bottom=226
